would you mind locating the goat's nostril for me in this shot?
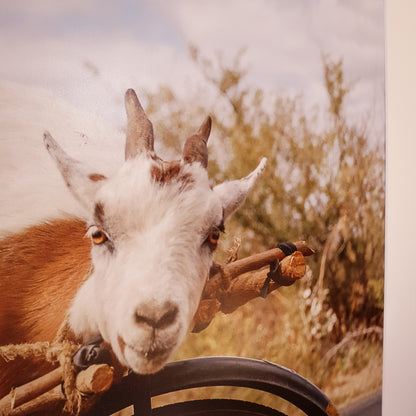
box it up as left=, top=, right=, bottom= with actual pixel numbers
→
left=157, top=307, right=178, bottom=329
left=135, top=313, right=157, bottom=328
left=134, top=302, right=178, bottom=329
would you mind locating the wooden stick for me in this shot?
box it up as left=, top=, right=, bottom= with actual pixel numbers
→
left=224, top=241, right=313, bottom=279
left=2, top=385, right=64, bottom=416
left=0, top=367, right=62, bottom=414
left=193, top=250, right=308, bottom=330
left=75, top=364, right=114, bottom=394
left=219, top=251, right=306, bottom=314
left=191, top=299, right=221, bottom=333
left=203, top=241, right=313, bottom=299
left=0, top=364, right=114, bottom=416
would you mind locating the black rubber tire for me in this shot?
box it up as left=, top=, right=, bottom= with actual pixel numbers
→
left=86, top=357, right=334, bottom=416
left=152, top=399, right=286, bottom=416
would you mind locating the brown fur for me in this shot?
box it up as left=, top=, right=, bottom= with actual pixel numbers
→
left=88, top=173, right=107, bottom=182
left=150, top=160, right=182, bottom=183
left=0, top=218, right=91, bottom=397
left=150, top=160, right=195, bottom=194
left=183, top=135, right=208, bottom=168
left=94, top=202, right=105, bottom=225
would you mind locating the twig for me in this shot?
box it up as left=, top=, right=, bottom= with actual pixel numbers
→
left=219, top=251, right=306, bottom=314
left=76, top=364, right=114, bottom=395
left=203, top=241, right=314, bottom=299
left=0, top=367, right=62, bottom=413
left=192, top=247, right=312, bottom=331
left=323, top=326, right=383, bottom=364
left=224, top=240, right=313, bottom=279
left=2, top=386, right=64, bottom=416
left=0, top=364, right=114, bottom=416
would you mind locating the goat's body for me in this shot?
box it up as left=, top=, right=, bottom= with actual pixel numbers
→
left=0, top=218, right=90, bottom=344
left=0, top=218, right=90, bottom=397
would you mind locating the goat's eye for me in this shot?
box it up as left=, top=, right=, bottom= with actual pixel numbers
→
left=204, top=222, right=224, bottom=250
left=206, top=229, right=221, bottom=250
left=209, top=230, right=220, bottom=245
left=91, top=230, right=108, bottom=245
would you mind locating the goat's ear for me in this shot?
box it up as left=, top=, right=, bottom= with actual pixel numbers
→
left=44, top=131, right=106, bottom=210
left=183, top=116, right=211, bottom=168
left=213, top=158, right=267, bottom=220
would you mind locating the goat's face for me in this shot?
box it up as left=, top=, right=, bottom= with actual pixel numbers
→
left=44, top=89, right=266, bottom=374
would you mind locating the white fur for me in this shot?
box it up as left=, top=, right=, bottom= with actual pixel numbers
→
left=69, top=157, right=223, bottom=373
left=63, top=153, right=266, bottom=374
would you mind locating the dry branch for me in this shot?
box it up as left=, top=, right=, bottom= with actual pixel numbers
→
left=75, top=364, right=114, bottom=394
left=223, top=240, right=313, bottom=278
left=202, top=241, right=313, bottom=299
left=0, top=367, right=62, bottom=413
left=2, top=386, right=64, bottom=416
left=323, top=326, right=383, bottom=364
left=0, top=364, right=114, bottom=416
left=219, top=250, right=306, bottom=314
left=192, top=242, right=314, bottom=331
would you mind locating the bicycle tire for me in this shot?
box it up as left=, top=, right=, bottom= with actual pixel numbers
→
left=152, top=399, right=287, bottom=416
left=87, top=357, right=338, bottom=416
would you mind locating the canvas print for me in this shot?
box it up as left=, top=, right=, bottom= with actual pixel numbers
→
left=0, top=1, right=385, bottom=415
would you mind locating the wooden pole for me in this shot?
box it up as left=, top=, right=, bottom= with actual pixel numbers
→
left=0, top=364, right=114, bottom=416
left=219, top=251, right=306, bottom=314
left=223, top=241, right=313, bottom=279
left=192, top=248, right=311, bottom=331
left=0, top=367, right=62, bottom=414
left=203, top=241, right=313, bottom=299
left=2, top=386, right=64, bottom=416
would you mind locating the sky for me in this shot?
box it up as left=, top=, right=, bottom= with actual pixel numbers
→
left=0, top=0, right=385, bottom=137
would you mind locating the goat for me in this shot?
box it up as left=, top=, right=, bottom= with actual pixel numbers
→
left=0, top=89, right=266, bottom=397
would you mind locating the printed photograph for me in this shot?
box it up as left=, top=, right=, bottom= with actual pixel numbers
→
left=0, top=1, right=385, bottom=415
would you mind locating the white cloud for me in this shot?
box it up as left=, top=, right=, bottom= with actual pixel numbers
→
left=0, top=0, right=385, bottom=134
left=159, top=0, right=384, bottom=134
left=0, top=0, right=95, bottom=20
left=0, top=32, right=198, bottom=126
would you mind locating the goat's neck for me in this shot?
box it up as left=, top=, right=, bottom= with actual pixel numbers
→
left=0, top=218, right=91, bottom=344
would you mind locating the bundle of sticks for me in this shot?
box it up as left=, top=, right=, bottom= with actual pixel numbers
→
left=192, top=240, right=314, bottom=331
left=0, top=240, right=313, bottom=416
left=0, top=364, right=113, bottom=416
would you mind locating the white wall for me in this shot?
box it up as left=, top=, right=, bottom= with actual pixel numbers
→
left=383, top=1, right=416, bottom=414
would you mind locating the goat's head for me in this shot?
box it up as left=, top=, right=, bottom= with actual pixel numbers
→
left=44, top=89, right=266, bottom=374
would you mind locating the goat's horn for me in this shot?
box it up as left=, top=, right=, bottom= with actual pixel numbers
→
left=124, top=89, right=154, bottom=159
left=183, top=116, right=212, bottom=168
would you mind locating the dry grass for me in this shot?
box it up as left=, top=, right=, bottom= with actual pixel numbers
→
left=111, top=284, right=382, bottom=416
left=150, top=286, right=383, bottom=415
left=322, top=341, right=383, bottom=408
